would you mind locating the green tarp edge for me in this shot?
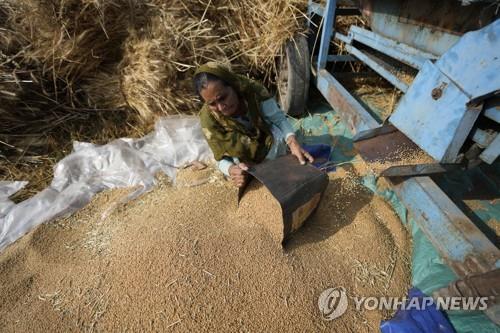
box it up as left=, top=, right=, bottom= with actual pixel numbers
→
left=362, top=174, right=500, bottom=333
left=294, top=108, right=499, bottom=332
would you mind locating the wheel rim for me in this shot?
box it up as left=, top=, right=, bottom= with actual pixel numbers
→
left=277, top=52, right=289, bottom=111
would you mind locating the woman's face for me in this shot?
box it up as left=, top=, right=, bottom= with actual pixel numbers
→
left=200, top=80, right=240, bottom=117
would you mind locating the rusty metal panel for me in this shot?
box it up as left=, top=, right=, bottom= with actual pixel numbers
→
left=316, top=69, right=380, bottom=134
left=345, top=44, right=409, bottom=91
left=359, top=0, right=456, bottom=55
left=348, top=25, right=437, bottom=69
left=398, top=0, right=498, bottom=35
left=390, top=176, right=500, bottom=276
left=353, top=130, right=424, bottom=163
left=359, top=0, right=498, bottom=56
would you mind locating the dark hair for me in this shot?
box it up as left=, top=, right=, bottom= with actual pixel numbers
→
left=193, top=72, right=229, bottom=97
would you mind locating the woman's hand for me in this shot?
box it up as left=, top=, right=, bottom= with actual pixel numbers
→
left=287, top=135, right=314, bottom=165
left=228, top=163, right=249, bottom=188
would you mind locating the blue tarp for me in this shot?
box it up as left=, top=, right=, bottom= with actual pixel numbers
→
left=380, top=288, right=455, bottom=333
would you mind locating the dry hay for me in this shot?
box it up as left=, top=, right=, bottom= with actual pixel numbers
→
left=337, top=76, right=403, bottom=121
left=336, top=10, right=368, bottom=36
left=119, top=0, right=309, bottom=120
left=81, top=66, right=126, bottom=110
left=8, top=1, right=141, bottom=88
left=0, top=165, right=412, bottom=332
left=226, top=0, right=308, bottom=79
left=326, top=11, right=416, bottom=122
left=0, top=156, right=56, bottom=203
left=0, top=0, right=145, bottom=121
left=1, top=0, right=309, bottom=198
left=119, top=2, right=235, bottom=121
left=0, top=0, right=309, bottom=131
left=0, top=0, right=151, bottom=197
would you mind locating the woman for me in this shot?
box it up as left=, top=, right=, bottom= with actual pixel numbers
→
left=194, top=62, right=313, bottom=188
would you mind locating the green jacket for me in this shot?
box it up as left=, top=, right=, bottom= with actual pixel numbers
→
left=196, top=62, right=274, bottom=163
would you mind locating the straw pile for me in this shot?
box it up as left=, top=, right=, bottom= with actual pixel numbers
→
left=0, top=0, right=148, bottom=157
left=0, top=0, right=308, bottom=198
left=119, top=0, right=308, bottom=119
left=339, top=76, right=403, bottom=121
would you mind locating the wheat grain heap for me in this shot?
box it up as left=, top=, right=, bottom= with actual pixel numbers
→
left=0, top=0, right=308, bottom=198
left=0, top=166, right=412, bottom=332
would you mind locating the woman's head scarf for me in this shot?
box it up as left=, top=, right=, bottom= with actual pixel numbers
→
left=196, top=62, right=273, bottom=163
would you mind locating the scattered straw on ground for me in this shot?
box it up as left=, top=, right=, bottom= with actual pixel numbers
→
left=1, top=164, right=411, bottom=332
left=337, top=76, right=403, bottom=121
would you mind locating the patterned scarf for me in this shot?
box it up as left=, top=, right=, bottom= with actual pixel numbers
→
left=196, top=62, right=273, bottom=163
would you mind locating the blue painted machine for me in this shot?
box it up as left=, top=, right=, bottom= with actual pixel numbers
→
left=303, top=0, right=500, bottom=327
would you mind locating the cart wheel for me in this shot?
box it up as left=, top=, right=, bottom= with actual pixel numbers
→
left=277, top=35, right=310, bottom=116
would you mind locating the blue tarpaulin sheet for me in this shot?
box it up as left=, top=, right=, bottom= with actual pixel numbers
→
left=380, top=288, right=455, bottom=333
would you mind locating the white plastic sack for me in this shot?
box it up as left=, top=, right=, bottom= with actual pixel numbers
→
left=0, top=116, right=213, bottom=252
left=0, top=181, right=28, bottom=217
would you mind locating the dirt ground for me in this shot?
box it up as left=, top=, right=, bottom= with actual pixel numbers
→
left=0, top=164, right=411, bottom=332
